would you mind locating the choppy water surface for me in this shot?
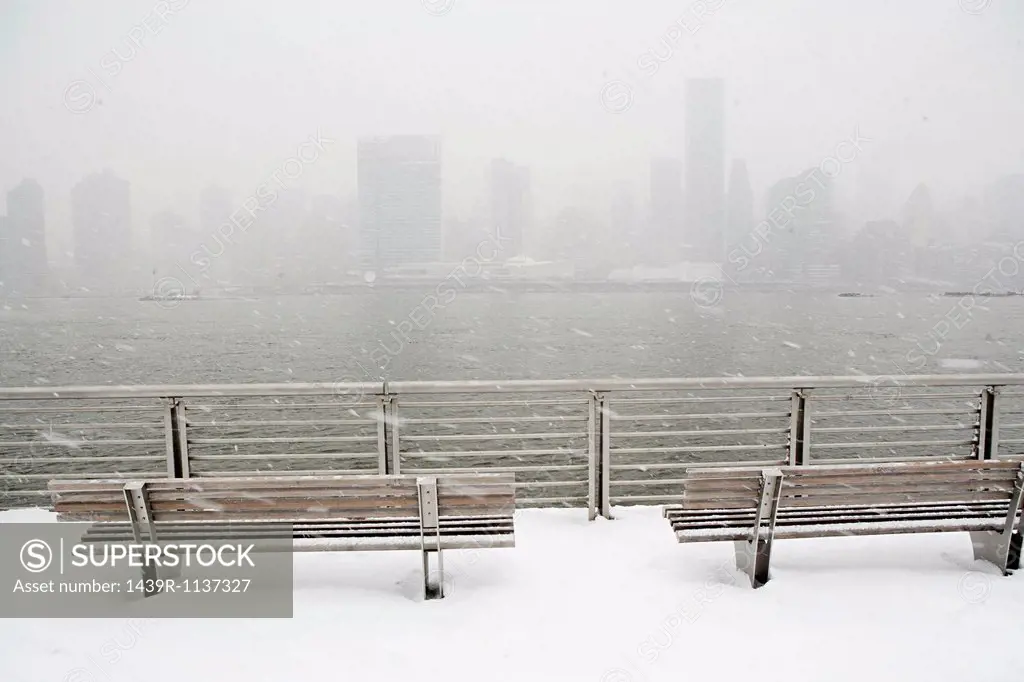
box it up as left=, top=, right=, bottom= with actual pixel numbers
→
left=2, top=290, right=1022, bottom=385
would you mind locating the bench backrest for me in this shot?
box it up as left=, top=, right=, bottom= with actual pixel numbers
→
left=679, top=461, right=1024, bottom=510
left=50, top=474, right=516, bottom=523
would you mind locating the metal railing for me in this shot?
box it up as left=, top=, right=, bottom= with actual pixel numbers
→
left=3, top=374, right=1024, bottom=518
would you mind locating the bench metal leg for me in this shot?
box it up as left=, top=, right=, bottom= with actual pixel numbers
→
left=971, top=466, right=1024, bottom=575
left=970, top=464, right=1024, bottom=569
left=123, top=482, right=161, bottom=597
left=735, top=469, right=784, bottom=589
left=970, top=531, right=1022, bottom=575
left=734, top=538, right=772, bottom=588
left=417, top=477, right=445, bottom=599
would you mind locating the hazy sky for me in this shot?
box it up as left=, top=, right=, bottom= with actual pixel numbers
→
left=1, top=0, right=1022, bottom=251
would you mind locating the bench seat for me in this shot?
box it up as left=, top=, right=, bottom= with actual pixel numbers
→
left=49, top=473, right=516, bottom=599
left=664, top=461, right=1024, bottom=587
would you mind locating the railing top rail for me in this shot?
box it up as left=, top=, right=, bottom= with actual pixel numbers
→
left=2, top=374, right=1024, bottom=400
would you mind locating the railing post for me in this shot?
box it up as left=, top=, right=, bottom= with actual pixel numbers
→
left=376, top=390, right=392, bottom=474
left=789, top=389, right=808, bottom=466
left=588, top=392, right=598, bottom=520
left=163, top=397, right=188, bottom=479
left=600, top=392, right=612, bottom=519
left=589, top=391, right=612, bottom=520
left=977, top=386, right=1000, bottom=460
left=389, top=397, right=401, bottom=475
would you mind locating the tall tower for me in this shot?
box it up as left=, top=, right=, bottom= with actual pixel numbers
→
left=358, top=135, right=442, bottom=272
left=684, top=78, right=726, bottom=262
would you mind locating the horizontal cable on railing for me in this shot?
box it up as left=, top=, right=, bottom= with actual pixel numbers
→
left=517, top=497, right=589, bottom=505
left=613, top=412, right=790, bottom=422
left=402, top=448, right=587, bottom=458
left=610, top=395, right=792, bottom=405
left=400, top=415, right=586, bottom=424
left=401, top=465, right=588, bottom=474
left=187, top=464, right=376, bottom=475
left=0, top=405, right=162, bottom=413
left=0, top=439, right=164, bottom=446
left=188, top=436, right=377, bottom=444
left=812, top=439, right=975, bottom=449
left=810, top=391, right=979, bottom=401
left=185, top=419, right=376, bottom=427
left=612, top=427, right=790, bottom=438
left=811, top=408, right=976, bottom=418
left=0, top=422, right=163, bottom=429
left=513, top=480, right=588, bottom=488
left=6, top=471, right=164, bottom=480
left=611, top=443, right=788, bottom=454
left=398, top=399, right=587, bottom=408
left=808, top=455, right=973, bottom=465
left=610, top=460, right=786, bottom=470
left=610, top=478, right=694, bottom=486
left=0, top=455, right=164, bottom=464
left=187, top=452, right=380, bottom=461
left=399, top=432, right=587, bottom=442
left=812, top=424, right=975, bottom=433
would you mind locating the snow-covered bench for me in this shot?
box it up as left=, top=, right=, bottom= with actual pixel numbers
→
left=49, top=473, right=516, bottom=599
left=663, top=461, right=1024, bottom=588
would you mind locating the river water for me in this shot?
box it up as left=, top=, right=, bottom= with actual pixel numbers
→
left=2, top=289, right=1022, bottom=386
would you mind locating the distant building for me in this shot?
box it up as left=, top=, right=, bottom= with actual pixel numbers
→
left=649, top=158, right=683, bottom=264
left=0, top=216, right=7, bottom=291
left=3, top=178, right=49, bottom=292
left=71, top=170, right=132, bottom=289
left=490, top=159, right=529, bottom=258
left=684, top=78, right=726, bottom=262
left=725, top=159, right=754, bottom=256
left=984, top=174, right=1024, bottom=242
left=762, top=168, right=840, bottom=285
left=358, top=135, right=442, bottom=272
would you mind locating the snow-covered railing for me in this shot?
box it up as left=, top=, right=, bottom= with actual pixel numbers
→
left=3, top=374, right=1024, bottom=518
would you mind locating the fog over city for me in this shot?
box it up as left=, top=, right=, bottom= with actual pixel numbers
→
left=1, top=0, right=1022, bottom=294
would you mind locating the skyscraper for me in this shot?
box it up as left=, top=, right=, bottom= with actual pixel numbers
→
left=684, top=78, right=726, bottom=262
left=4, top=178, right=49, bottom=292
left=649, top=157, right=683, bottom=264
left=71, top=170, right=132, bottom=288
left=490, top=158, right=530, bottom=258
left=358, top=135, right=442, bottom=271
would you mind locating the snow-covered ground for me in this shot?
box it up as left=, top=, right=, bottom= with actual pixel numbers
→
left=2, top=505, right=1023, bottom=682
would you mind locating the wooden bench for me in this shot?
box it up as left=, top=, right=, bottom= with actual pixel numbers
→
left=49, top=473, right=516, bottom=599
left=663, top=460, right=1024, bottom=588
